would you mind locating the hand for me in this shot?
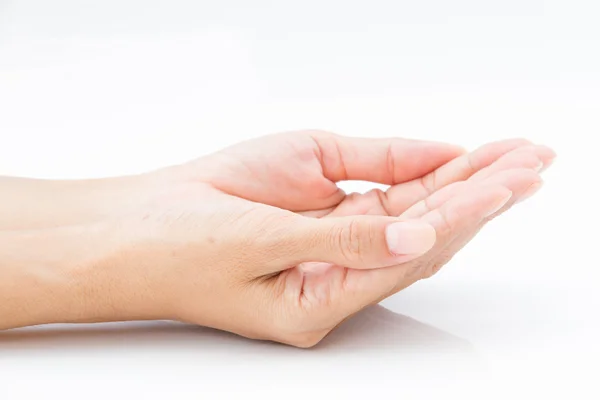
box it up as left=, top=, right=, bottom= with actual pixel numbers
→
left=182, top=130, right=553, bottom=293
left=96, top=131, right=552, bottom=347
left=0, top=131, right=555, bottom=347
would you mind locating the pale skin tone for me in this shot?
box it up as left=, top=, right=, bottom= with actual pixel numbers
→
left=0, top=131, right=555, bottom=347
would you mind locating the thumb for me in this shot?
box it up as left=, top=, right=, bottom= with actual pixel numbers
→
left=288, top=215, right=436, bottom=270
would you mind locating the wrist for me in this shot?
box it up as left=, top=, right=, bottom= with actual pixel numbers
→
left=0, top=171, right=167, bottom=230
left=0, top=220, right=169, bottom=329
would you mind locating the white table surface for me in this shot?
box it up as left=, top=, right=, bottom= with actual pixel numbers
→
left=1, top=1, right=599, bottom=398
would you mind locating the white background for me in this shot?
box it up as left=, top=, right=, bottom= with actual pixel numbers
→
left=1, top=0, right=599, bottom=398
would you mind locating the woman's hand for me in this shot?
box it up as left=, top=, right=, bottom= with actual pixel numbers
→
left=0, top=131, right=554, bottom=347
left=104, top=131, right=554, bottom=346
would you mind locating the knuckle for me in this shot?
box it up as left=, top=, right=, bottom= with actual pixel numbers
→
left=435, top=208, right=457, bottom=237
left=420, top=172, right=437, bottom=195
left=365, top=188, right=393, bottom=216
left=336, top=219, right=371, bottom=262
left=464, top=152, right=477, bottom=175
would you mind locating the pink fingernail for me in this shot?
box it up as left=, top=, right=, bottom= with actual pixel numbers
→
left=385, top=220, right=436, bottom=256
left=534, top=160, right=544, bottom=172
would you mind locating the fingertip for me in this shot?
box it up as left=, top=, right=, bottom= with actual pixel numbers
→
left=451, top=145, right=469, bottom=159
left=448, top=143, right=468, bottom=154
left=534, top=145, right=556, bottom=171
left=437, top=142, right=468, bottom=157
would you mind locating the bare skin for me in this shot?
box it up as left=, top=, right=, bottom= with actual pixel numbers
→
left=0, top=131, right=554, bottom=347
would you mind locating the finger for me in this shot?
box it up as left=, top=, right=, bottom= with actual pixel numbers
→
left=302, top=138, right=539, bottom=219
left=323, top=189, right=394, bottom=218
left=447, top=170, right=545, bottom=257
left=381, top=183, right=516, bottom=297
left=308, top=131, right=465, bottom=184
left=418, top=184, right=512, bottom=241
left=279, top=215, right=437, bottom=271
left=321, top=143, right=542, bottom=219
left=422, top=175, right=545, bottom=282
left=389, top=170, right=542, bottom=294
left=401, top=168, right=541, bottom=220
left=468, top=145, right=555, bottom=182
left=399, top=142, right=550, bottom=219
left=330, top=184, right=513, bottom=324
left=383, top=138, right=533, bottom=216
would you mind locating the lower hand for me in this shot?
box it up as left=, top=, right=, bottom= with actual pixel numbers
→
left=4, top=131, right=555, bottom=347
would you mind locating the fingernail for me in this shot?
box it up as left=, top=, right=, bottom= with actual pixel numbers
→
left=518, top=181, right=544, bottom=203
left=535, top=145, right=556, bottom=172
left=385, top=220, right=436, bottom=256
left=484, top=191, right=513, bottom=218
left=534, top=160, right=544, bottom=172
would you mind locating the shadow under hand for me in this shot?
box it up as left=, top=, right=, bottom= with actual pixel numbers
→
left=316, top=306, right=484, bottom=383
left=0, top=306, right=476, bottom=358
left=320, top=305, right=476, bottom=354
left=0, top=307, right=485, bottom=390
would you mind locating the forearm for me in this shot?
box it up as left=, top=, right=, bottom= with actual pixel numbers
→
left=0, top=222, right=165, bottom=330
left=0, top=173, right=163, bottom=230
